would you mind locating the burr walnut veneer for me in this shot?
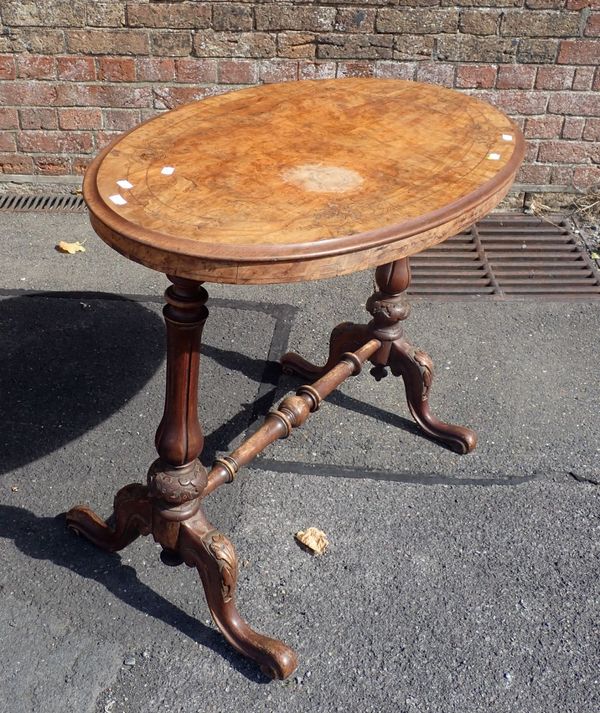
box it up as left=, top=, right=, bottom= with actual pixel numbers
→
left=66, top=79, right=524, bottom=679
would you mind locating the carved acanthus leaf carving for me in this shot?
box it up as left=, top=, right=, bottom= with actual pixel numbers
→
left=204, top=531, right=237, bottom=603
left=413, top=349, right=434, bottom=400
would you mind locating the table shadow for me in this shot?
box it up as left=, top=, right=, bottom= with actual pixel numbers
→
left=0, top=502, right=271, bottom=683
left=0, top=292, right=164, bottom=476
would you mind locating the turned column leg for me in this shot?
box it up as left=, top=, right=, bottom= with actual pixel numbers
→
left=147, top=278, right=296, bottom=678
left=366, top=259, right=477, bottom=454
left=68, top=277, right=297, bottom=678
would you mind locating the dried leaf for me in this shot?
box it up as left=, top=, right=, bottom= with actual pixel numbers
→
left=56, top=240, right=86, bottom=254
left=295, top=527, right=329, bottom=555
left=591, top=252, right=600, bottom=260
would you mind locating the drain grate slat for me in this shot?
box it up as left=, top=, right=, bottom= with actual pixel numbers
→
left=0, top=192, right=86, bottom=212
left=409, top=214, right=600, bottom=300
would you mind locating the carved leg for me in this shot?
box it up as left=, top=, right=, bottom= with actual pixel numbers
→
left=281, top=322, right=369, bottom=379
left=66, top=483, right=152, bottom=552
left=366, top=260, right=477, bottom=453
left=389, top=340, right=477, bottom=454
left=179, top=512, right=298, bottom=680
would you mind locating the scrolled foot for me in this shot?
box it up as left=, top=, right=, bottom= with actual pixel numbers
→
left=281, top=322, right=369, bottom=380
left=66, top=483, right=152, bottom=552
left=179, top=513, right=298, bottom=679
left=389, top=341, right=477, bottom=454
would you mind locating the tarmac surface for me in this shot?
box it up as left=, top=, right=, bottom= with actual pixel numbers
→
left=0, top=212, right=599, bottom=713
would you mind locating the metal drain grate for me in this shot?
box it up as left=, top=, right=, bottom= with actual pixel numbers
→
left=409, top=214, right=600, bottom=300
left=0, top=193, right=86, bottom=212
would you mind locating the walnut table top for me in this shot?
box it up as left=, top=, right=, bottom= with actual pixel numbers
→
left=84, top=78, right=524, bottom=284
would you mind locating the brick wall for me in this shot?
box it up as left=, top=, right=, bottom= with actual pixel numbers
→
left=0, top=1, right=598, bottom=191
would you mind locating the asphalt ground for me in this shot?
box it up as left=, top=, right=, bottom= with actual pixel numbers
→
left=0, top=212, right=598, bottom=713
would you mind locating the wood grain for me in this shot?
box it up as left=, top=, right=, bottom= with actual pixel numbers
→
left=84, top=79, right=524, bottom=284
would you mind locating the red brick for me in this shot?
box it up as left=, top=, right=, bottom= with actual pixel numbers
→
left=16, top=55, right=55, bottom=80
left=56, top=84, right=152, bottom=108
left=336, top=60, right=376, bottom=78
left=102, top=109, right=142, bottom=131
left=0, top=153, right=34, bottom=174
left=550, top=165, right=573, bottom=185
left=585, top=13, right=600, bottom=35
left=127, top=2, right=211, bottom=29
left=213, top=4, right=254, bottom=32
left=525, top=0, right=564, bottom=6
left=150, top=30, right=192, bottom=57
left=67, top=29, right=149, bottom=55
left=459, top=9, right=501, bottom=35
left=517, top=38, right=559, bottom=63
left=558, top=40, right=600, bottom=65
left=73, top=156, right=92, bottom=175
left=548, top=92, right=600, bottom=116
left=56, top=56, right=96, bottom=81
left=373, top=61, right=417, bottom=80
left=2, top=1, right=85, bottom=27
left=496, top=65, right=536, bottom=89
left=562, top=117, right=586, bottom=139
left=18, top=131, right=94, bottom=154
left=19, top=108, right=58, bottom=130
left=394, top=34, right=435, bottom=60
left=258, top=59, right=298, bottom=83
left=583, top=118, right=600, bottom=141
left=567, top=0, right=600, bottom=9
left=98, top=57, right=136, bottom=82
left=153, top=86, right=228, bottom=110
left=318, top=33, right=394, bottom=60
left=455, top=64, right=497, bottom=88
left=0, top=133, right=16, bottom=152
left=524, top=115, right=563, bottom=138
left=594, top=67, right=600, bottom=90
left=256, top=5, right=336, bottom=32
left=86, top=2, right=125, bottom=27
left=136, top=58, right=176, bottom=82
left=58, top=108, right=102, bottom=130
left=218, top=59, right=259, bottom=84
left=0, top=80, right=58, bottom=106
left=96, top=131, right=122, bottom=150
left=538, top=140, right=595, bottom=163
left=416, top=62, right=455, bottom=87
left=33, top=155, right=72, bottom=175
left=494, top=90, right=549, bottom=115
left=573, top=165, right=600, bottom=189
left=298, top=60, right=338, bottom=79
left=334, top=8, right=376, bottom=33
left=502, top=10, right=579, bottom=37
left=517, top=164, right=552, bottom=184
left=0, top=56, right=16, bottom=80
left=381, top=8, right=459, bottom=34
left=277, top=32, right=317, bottom=59
left=175, top=58, right=218, bottom=83
left=535, top=66, right=574, bottom=90
left=195, top=30, right=276, bottom=59
left=524, top=141, right=540, bottom=162
left=0, top=108, right=19, bottom=129
left=437, top=35, right=515, bottom=63
left=573, top=67, right=595, bottom=90
left=2, top=28, right=66, bottom=54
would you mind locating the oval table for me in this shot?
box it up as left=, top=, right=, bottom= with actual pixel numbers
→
left=66, top=78, right=524, bottom=680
